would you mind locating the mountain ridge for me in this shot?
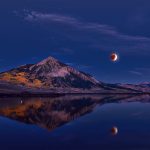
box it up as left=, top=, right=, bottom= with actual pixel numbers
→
left=0, top=56, right=102, bottom=89
left=0, top=56, right=147, bottom=94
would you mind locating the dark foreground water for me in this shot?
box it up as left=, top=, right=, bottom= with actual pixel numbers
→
left=0, top=94, right=150, bottom=150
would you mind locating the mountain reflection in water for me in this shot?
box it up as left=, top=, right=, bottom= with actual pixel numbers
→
left=0, top=94, right=149, bottom=131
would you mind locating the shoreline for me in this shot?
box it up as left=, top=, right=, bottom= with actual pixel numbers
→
left=0, top=92, right=149, bottom=98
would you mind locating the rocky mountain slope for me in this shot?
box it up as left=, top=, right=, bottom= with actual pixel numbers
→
left=0, top=56, right=144, bottom=94
left=0, top=56, right=101, bottom=89
left=118, top=83, right=150, bottom=93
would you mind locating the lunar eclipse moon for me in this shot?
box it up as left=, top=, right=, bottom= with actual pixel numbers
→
left=110, top=53, right=118, bottom=62
left=111, top=127, right=118, bottom=135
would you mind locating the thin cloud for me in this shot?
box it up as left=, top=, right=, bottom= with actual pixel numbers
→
left=129, top=67, right=150, bottom=77
left=14, top=10, right=150, bottom=56
left=135, top=68, right=150, bottom=74
left=129, top=71, right=143, bottom=76
left=22, top=10, right=150, bottom=42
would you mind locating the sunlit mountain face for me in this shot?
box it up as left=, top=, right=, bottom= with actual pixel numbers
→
left=0, top=94, right=148, bottom=131
left=0, top=56, right=146, bottom=94
left=0, top=56, right=100, bottom=89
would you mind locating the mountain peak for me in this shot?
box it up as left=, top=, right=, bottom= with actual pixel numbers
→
left=0, top=55, right=102, bottom=89
left=37, top=56, right=59, bottom=66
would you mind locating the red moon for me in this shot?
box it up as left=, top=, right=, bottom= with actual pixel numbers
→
left=111, top=127, right=118, bottom=135
left=111, top=53, right=118, bottom=62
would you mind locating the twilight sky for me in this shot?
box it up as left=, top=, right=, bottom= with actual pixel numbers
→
left=1, top=0, right=150, bottom=83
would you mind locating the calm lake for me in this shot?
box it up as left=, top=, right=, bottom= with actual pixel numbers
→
left=0, top=94, right=150, bottom=150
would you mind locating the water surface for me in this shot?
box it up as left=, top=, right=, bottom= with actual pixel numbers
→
left=0, top=94, right=150, bottom=150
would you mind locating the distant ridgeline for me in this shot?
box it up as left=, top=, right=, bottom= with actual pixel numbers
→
left=0, top=56, right=148, bottom=94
